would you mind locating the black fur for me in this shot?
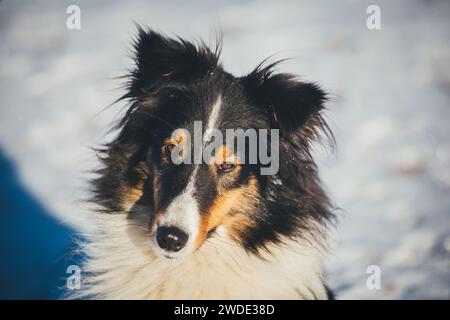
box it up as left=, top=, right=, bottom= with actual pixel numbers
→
left=92, top=27, right=335, bottom=262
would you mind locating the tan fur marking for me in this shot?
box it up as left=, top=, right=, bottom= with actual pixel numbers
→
left=162, top=131, right=188, bottom=162
left=195, top=176, right=258, bottom=248
left=121, top=161, right=149, bottom=208
left=121, top=185, right=144, bottom=207
left=212, top=145, right=239, bottom=165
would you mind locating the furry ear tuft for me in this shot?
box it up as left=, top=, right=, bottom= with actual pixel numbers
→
left=126, top=26, right=221, bottom=98
left=242, top=62, right=328, bottom=140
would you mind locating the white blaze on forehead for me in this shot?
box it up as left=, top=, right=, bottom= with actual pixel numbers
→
left=204, top=95, right=222, bottom=142
left=185, top=95, right=223, bottom=193
left=160, top=96, right=222, bottom=242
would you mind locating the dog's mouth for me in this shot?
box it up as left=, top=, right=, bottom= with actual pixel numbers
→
left=206, top=227, right=217, bottom=239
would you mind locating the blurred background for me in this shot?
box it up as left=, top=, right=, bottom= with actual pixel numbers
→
left=0, top=0, right=449, bottom=299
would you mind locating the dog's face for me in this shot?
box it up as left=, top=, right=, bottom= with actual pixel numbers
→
left=94, top=27, right=332, bottom=260
left=146, top=88, right=265, bottom=259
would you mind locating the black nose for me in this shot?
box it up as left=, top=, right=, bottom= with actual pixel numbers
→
left=156, top=226, right=189, bottom=252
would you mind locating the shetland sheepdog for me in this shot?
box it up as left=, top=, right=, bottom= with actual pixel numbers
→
left=76, top=26, right=335, bottom=299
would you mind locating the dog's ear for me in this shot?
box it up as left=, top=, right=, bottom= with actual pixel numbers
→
left=127, top=26, right=220, bottom=97
left=242, top=63, right=328, bottom=141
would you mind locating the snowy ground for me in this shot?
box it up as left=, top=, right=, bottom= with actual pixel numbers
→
left=1, top=0, right=449, bottom=299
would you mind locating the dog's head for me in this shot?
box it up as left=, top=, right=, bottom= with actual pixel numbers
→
left=93, top=27, right=333, bottom=260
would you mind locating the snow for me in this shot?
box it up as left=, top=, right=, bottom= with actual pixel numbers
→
left=1, top=0, right=449, bottom=299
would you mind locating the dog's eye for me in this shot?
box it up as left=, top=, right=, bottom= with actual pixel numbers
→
left=219, top=163, right=236, bottom=173
left=164, top=144, right=176, bottom=160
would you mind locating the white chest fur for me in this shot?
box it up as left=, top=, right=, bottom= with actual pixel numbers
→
left=74, top=213, right=328, bottom=300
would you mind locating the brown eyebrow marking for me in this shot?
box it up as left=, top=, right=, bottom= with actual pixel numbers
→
left=163, top=129, right=188, bottom=146
left=162, top=130, right=189, bottom=161
left=209, top=144, right=241, bottom=166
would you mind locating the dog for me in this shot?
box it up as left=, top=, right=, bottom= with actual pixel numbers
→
left=76, top=26, right=335, bottom=299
